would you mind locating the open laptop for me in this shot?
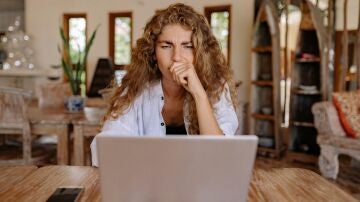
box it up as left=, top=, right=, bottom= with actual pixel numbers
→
left=97, top=135, right=258, bottom=202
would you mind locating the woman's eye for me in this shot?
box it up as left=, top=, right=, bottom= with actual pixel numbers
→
left=161, top=45, right=171, bottom=49
left=185, top=45, right=194, bottom=49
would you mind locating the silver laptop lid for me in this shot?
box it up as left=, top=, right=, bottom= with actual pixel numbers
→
left=97, top=135, right=258, bottom=202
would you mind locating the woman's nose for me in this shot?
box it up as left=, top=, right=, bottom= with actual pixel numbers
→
left=172, top=46, right=182, bottom=62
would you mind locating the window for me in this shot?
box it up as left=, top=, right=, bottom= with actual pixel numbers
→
left=204, top=5, right=231, bottom=62
left=109, top=12, right=132, bottom=69
left=63, top=14, right=87, bottom=95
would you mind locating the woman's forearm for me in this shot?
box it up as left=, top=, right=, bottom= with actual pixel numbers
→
left=193, top=90, right=223, bottom=135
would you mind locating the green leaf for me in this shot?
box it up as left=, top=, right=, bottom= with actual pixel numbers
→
left=59, top=27, right=73, bottom=69
left=74, top=44, right=82, bottom=95
left=59, top=27, right=76, bottom=94
left=61, top=58, right=76, bottom=94
left=59, top=25, right=100, bottom=95
left=83, top=25, right=100, bottom=66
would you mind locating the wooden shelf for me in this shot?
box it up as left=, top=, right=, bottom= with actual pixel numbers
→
left=252, top=113, right=274, bottom=121
left=257, top=147, right=277, bottom=158
left=258, top=146, right=276, bottom=153
left=251, top=80, right=273, bottom=86
left=291, top=121, right=315, bottom=128
left=292, top=89, right=321, bottom=95
left=257, top=145, right=287, bottom=159
left=250, top=0, right=281, bottom=159
left=345, top=73, right=357, bottom=81
left=286, top=151, right=318, bottom=164
left=252, top=46, right=272, bottom=53
left=295, top=58, right=320, bottom=63
left=0, top=69, right=47, bottom=77
left=288, top=0, right=325, bottom=163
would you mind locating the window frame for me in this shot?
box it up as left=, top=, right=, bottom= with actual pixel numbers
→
left=204, top=5, right=231, bottom=63
left=62, top=13, right=88, bottom=91
left=109, top=12, right=133, bottom=70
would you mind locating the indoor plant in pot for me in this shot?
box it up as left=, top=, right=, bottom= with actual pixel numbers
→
left=58, top=26, right=99, bottom=112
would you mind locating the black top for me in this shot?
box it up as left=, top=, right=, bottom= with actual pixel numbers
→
left=166, top=124, right=187, bottom=135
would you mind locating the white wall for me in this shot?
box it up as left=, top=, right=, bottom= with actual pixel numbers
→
left=25, top=0, right=254, bottom=102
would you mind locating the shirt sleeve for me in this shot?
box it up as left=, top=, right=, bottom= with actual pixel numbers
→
left=90, top=102, right=139, bottom=167
left=213, top=84, right=239, bottom=136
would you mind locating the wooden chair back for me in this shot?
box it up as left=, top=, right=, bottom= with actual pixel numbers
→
left=36, top=82, right=71, bottom=108
left=0, top=87, right=33, bottom=165
left=0, top=87, right=32, bottom=127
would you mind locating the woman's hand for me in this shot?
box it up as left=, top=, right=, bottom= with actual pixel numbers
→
left=169, top=60, right=223, bottom=135
left=169, top=61, right=205, bottom=97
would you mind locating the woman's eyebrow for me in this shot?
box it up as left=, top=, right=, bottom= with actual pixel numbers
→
left=157, top=40, right=173, bottom=44
left=181, top=42, right=193, bottom=45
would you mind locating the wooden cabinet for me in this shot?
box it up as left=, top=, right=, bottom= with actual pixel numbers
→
left=287, top=0, right=328, bottom=163
left=249, top=0, right=283, bottom=158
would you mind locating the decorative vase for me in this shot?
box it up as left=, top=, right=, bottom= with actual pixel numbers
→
left=66, top=95, right=84, bottom=112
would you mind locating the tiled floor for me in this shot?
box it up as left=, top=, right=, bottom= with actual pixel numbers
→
left=1, top=143, right=359, bottom=200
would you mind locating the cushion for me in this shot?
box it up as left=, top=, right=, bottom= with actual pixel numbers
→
left=332, top=90, right=360, bottom=138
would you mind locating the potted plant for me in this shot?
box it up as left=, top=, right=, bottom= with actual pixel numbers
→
left=58, top=25, right=99, bottom=112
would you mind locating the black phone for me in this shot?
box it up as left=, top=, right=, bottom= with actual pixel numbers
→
left=46, top=187, right=84, bottom=202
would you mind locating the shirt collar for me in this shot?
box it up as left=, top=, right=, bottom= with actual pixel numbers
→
left=149, top=80, right=163, bottom=97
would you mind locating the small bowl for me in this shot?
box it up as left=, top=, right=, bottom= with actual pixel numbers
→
left=299, top=85, right=316, bottom=91
left=261, top=107, right=273, bottom=115
left=84, top=107, right=107, bottom=122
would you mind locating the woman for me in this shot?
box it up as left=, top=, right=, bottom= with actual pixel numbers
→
left=91, top=3, right=238, bottom=166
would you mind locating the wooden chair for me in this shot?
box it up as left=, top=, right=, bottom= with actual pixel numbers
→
left=312, top=101, right=360, bottom=179
left=0, top=87, right=33, bottom=165
left=36, top=82, right=71, bottom=108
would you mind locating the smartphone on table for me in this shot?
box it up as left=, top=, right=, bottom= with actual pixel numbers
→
left=46, top=187, right=84, bottom=202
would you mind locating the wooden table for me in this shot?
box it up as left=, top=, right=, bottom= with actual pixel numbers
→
left=248, top=168, right=356, bottom=201
left=73, top=119, right=101, bottom=165
left=0, top=166, right=37, bottom=195
left=0, top=166, right=356, bottom=201
left=28, top=97, right=106, bottom=165
left=28, top=107, right=83, bottom=165
left=0, top=166, right=100, bottom=201
left=71, top=98, right=106, bottom=165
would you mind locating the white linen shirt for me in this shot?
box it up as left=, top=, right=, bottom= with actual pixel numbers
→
left=90, top=80, right=238, bottom=166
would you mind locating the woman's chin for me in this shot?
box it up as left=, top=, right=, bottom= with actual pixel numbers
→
left=162, top=77, right=179, bottom=85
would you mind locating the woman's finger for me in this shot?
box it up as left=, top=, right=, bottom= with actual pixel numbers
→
left=177, top=69, right=189, bottom=86
left=173, top=65, right=188, bottom=75
left=169, top=62, right=184, bottom=72
left=170, top=63, right=188, bottom=83
left=175, top=68, right=188, bottom=85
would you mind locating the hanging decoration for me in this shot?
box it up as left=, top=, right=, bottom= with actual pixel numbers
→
left=1, top=16, right=36, bottom=70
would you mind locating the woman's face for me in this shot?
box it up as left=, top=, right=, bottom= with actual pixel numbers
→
left=155, top=24, right=194, bottom=83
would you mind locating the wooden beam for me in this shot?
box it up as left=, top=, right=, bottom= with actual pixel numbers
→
left=327, top=0, right=336, bottom=96
left=339, top=0, right=348, bottom=91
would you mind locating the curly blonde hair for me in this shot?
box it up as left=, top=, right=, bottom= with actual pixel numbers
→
left=104, top=3, right=237, bottom=134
